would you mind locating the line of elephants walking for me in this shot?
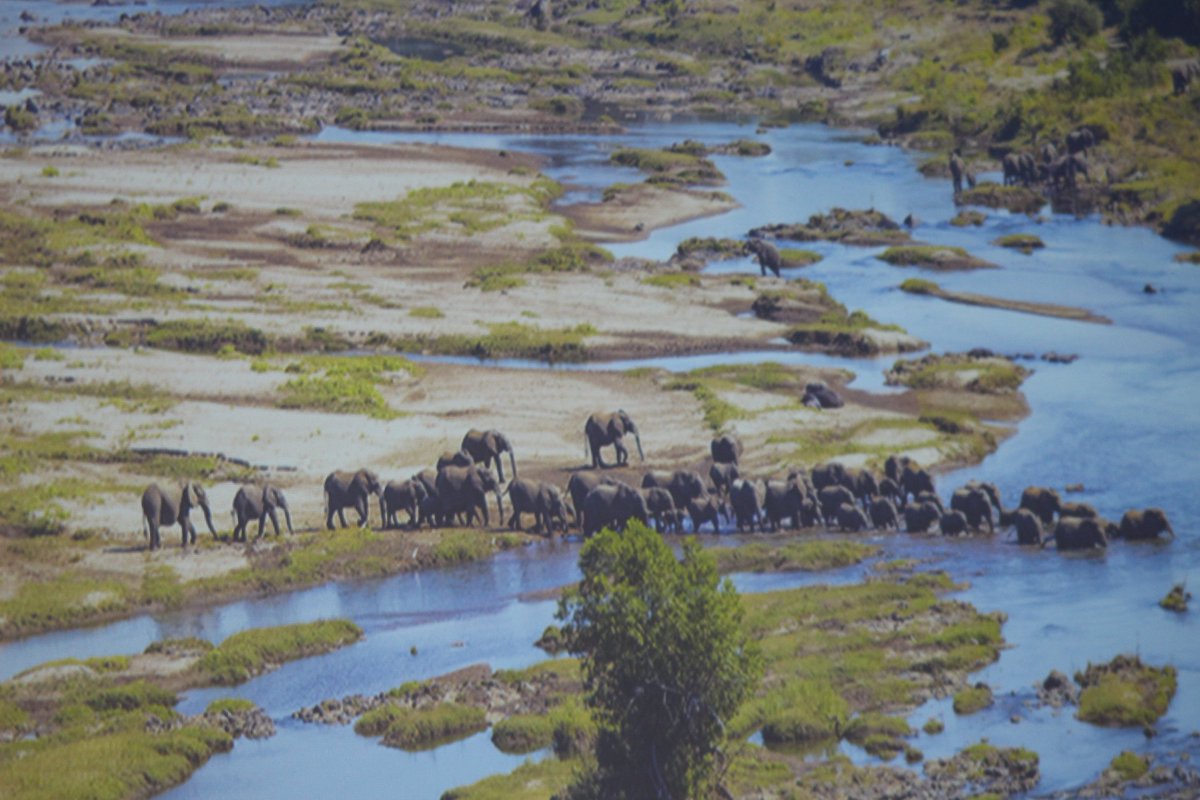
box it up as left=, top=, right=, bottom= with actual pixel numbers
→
left=949, top=125, right=1098, bottom=196
left=139, top=414, right=1174, bottom=553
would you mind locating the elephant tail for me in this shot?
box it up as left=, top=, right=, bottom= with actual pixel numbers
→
left=141, top=513, right=149, bottom=541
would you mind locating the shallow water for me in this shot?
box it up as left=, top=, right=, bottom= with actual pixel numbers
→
left=4, top=119, right=1200, bottom=797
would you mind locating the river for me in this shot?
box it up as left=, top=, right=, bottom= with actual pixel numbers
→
left=1, top=111, right=1198, bottom=796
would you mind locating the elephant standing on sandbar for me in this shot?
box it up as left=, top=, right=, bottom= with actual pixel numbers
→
left=746, top=238, right=782, bottom=277
left=142, top=482, right=216, bottom=550
left=232, top=484, right=293, bottom=541
left=584, top=410, right=644, bottom=469
left=325, top=469, right=382, bottom=529
left=461, top=429, right=517, bottom=483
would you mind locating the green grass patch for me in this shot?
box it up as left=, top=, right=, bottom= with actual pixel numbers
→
left=923, top=717, right=945, bottom=735
left=205, top=697, right=257, bottom=715
left=665, top=377, right=747, bottom=433
left=887, top=353, right=1029, bottom=395
left=0, top=573, right=131, bottom=638
left=1075, top=654, right=1177, bottom=727
left=142, top=319, right=269, bottom=355
left=357, top=702, right=487, bottom=750
left=610, top=147, right=724, bottom=185
left=1109, top=750, right=1149, bottom=781
left=878, top=245, right=995, bottom=271
left=465, top=242, right=611, bottom=292
left=0, top=724, right=232, bottom=800
left=196, top=619, right=363, bottom=685
left=1159, top=583, right=1190, bottom=612
left=141, top=564, right=184, bottom=608
left=950, top=210, right=988, bottom=227
left=641, top=271, right=701, bottom=288
left=1175, top=251, right=1200, bottom=264
left=409, top=306, right=445, bottom=318
left=958, top=184, right=1045, bottom=215
left=353, top=178, right=558, bottom=240
left=899, top=278, right=939, bottom=295
left=714, top=541, right=878, bottom=574
left=779, top=248, right=823, bottom=267
left=993, top=233, right=1045, bottom=253
left=953, top=684, right=994, bottom=715
left=441, top=757, right=578, bottom=800
left=399, top=322, right=595, bottom=363
left=275, top=354, right=420, bottom=419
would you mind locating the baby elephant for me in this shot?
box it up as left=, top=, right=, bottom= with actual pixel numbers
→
left=380, top=479, right=427, bottom=529
left=231, top=484, right=293, bottom=540
left=641, top=486, right=679, bottom=534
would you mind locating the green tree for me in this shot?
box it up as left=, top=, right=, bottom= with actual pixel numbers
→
left=1048, top=0, right=1103, bottom=45
left=557, top=522, right=761, bottom=800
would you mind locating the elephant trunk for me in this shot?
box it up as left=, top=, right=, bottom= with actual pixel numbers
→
left=508, top=449, right=517, bottom=480
left=634, top=431, right=644, bottom=461
left=281, top=503, right=294, bottom=535
left=494, top=489, right=505, bottom=524
left=201, top=502, right=216, bottom=536
left=379, top=495, right=387, bottom=528
left=1165, top=520, right=1176, bottom=539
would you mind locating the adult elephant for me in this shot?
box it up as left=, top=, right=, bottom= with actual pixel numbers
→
left=584, top=410, right=644, bottom=469
left=582, top=483, right=649, bottom=537
left=506, top=478, right=568, bottom=535
left=878, top=477, right=904, bottom=510
left=851, top=469, right=879, bottom=509
left=900, top=464, right=936, bottom=506
left=818, top=484, right=855, bottom=525
left=325, top=469, right=382, bottom=529
left=1020, top=486, right=1061, bottom=527
left=728, top=479, right=762, bottom=533
left=711, top=434, right=743, bottom=465
left=1002, top=153, right=1021, bottom=187
left=1066, top=127, right=1094, bottom=156
left=905, top=501, right=941, bottom=534
left=436, top=450, right=474, bottom=471
left=567, top=472, right=618, bottom=532
left=869, top=497, right=899, bottom=530
left=811, top=462, right=851, bottom=492
left=884, top=454, right=916, bottom=484
left=232, top=484, right=293, bottom=541
left=642, top=470, right=706, bottom=513
left=763, top=479, right=807, bottom=531
left=940, top=510, right=968, bottom=536
left=746, top=238, right=782, bottom=277
left=142, top=482, right=215, bottom=550
left=709, top=463, right=739, bottom=504
left=949, top=151, right=967, bottom=195
left=1018, top=152, right=1037, bottom=185
left=1051, top=517, right=1107, bottom=550
left=437, top=465, right=504, bottom=528
left=380, top=479, right=426, bottom=529
left=1013, top=508, right=1045, bottom=546
left=835, top=503, right=870, bottom=533
left=461, top=429, right=517, bottom=483
left=640, top=487, right=678, bottom=534
left=685, top=494, right=723, bottom=533
left=1116, top=508, right=1174, bottom=541
left=951, top=486, right=994, bottom=532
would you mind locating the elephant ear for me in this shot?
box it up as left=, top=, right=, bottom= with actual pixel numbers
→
left=484, top=431, right=499, bottom=453
left=182, top=482, right=195, bottom=508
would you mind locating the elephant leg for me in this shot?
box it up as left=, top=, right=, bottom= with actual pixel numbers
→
left=148, top=518, right=160, bottom=550
left=613, top=437, right=628, bottom=466
left=590, top=441, right=608, bottom=469
left=508, top=508, right=519, bottom=530
left=267, top=509, right=281, bottom=537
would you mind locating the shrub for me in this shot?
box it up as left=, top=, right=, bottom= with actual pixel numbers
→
left=1048, top=0, right=1103, bottom=45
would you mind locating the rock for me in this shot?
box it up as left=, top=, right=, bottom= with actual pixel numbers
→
left=802, top=381, right=843, bottom=409
left=1041, top=351, right=1079, bottom=364
left=1037, top=669, right=1080, bottom=708
left=1144, top=283, right=1158, bottom=294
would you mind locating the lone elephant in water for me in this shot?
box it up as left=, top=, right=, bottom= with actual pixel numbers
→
left=461, top=429, right=517, bottom=483
left=584, top=410, right=644, bottom=469
left=232, top=484, right=293, bottom=540
left=142, top=482, right=216, bottom=550
left=325, top=469, right=382, bottom=529
left=1116, top=508, right=1174, bottom=541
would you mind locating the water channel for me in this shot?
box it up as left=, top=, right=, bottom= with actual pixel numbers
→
left=1, top=59, right=1198, bottom=795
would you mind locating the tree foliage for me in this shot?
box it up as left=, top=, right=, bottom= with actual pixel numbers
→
left=557, top=521, right=761, bottom=800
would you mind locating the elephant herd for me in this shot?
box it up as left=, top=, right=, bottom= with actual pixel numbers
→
left=139, top=416, right=1175, bottom=554
left=998, top=127, right=1095, bottom=192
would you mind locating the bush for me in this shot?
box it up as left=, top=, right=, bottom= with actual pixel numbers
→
left=1048, top=0, right=1103, bottom=45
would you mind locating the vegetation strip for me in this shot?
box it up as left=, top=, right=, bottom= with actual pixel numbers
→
left=899, top=278, right=1111, bottom=324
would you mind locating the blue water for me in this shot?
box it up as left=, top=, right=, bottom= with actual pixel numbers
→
left=2, top=118, right=1199, bottom=798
